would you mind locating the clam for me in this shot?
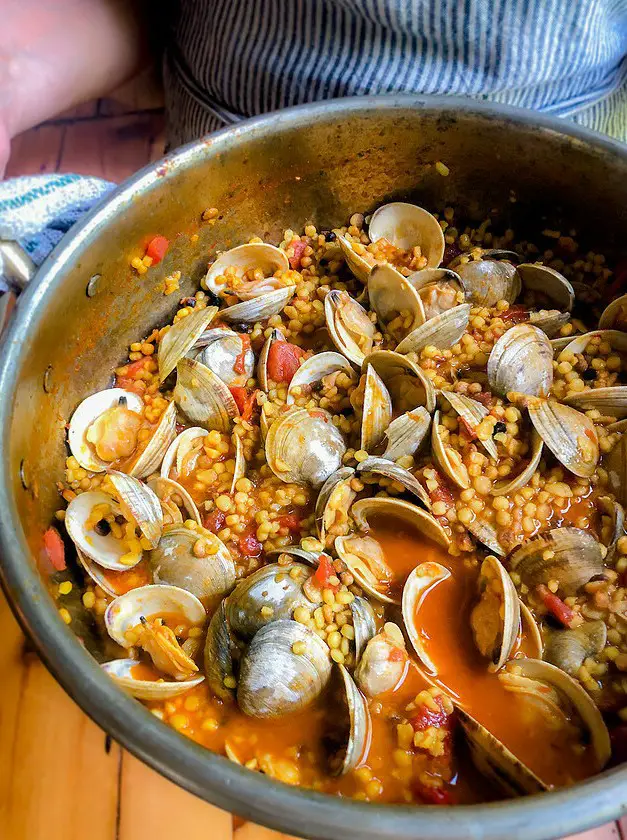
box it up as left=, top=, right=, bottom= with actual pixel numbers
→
left=470, top=555, right=520, bottom=670
left=466, top=520, right=506, bottom=558
left=257, top=328, right=286, bottom=391
left=606, top=433, right=627, bottom=508
left=219, top=286, right=295, bottom=323
left=264, top=547, right=320, bottom=567
left=286, top=351, right=357, bottom=406
left=335, top=233, right=372, bottom=284
left=487, top=324, right=553, bottom=397
left=224, top=562, right=319, bottom=641
left=527, top=399, right=598, bottom=478
left=498, top=658, right=611, bottom=771
left=265, top=407, right=346, bottom=488
left=230, top=434, right=246, bottom=494
left=431, top=410, right=470, bottom=489
left=327, top=664, right=371, bottom=775
left=107, top=470, right=163, bottom=548
left=544, top=620, right=607, bottom=678
left=406, top=268, right=464, bottom=319
left=521, top=601, right=544, bottom=659
left=491, top=429, right=543, bottom=496
left=355, top=456, right=431, bottom=509
left=128, top=401, right=178, bottom=479
left=351, top=496, right=449, bottom=548
left=508, top=527, right=603, bottom=596
left=350, top=596, right=377, bottom=663
left=354, top=622, right=408, bottom=697
left=360, top=365, right=393, bottom=453
left=599, top=294, right=627, bottom=330
left=367, top=202, right=445, bottom=268
left=518, top=264, right=575, bottom=311
left=324, top=289, right=376, bottom=366
left=401, top=562, right=451, bottom=674
left=202, top=243, right=290, bottom=296
left=440, top=390, right=498, bottom=460
left=148, top=525, right=236, bottom=608
left=457, top=708, right=547, bottom=796
left=563, top=387, right=627, bottom=419
left=456, top=259, right=521, bottom=307
left=203, top=600, right=242, bottom=700
left=315, top=467, right=357, bottom=544
left=173, top=357, right=239, bottom=431
left=362, top=350, right=436, bottom=413
left=191, top=328, right=254, bottom=387
left=395, top=304, right=471, bottom=356
left=598, top=495, right=625, bottom=564
left=158, top=305, right=218, bottom=382
left=160, top=426, right=208, bottom=480
left=75, top=547, right=118, bottom=598
left=237, top=620, right=332, bottom=718
left=146, top=476, right=202, bottom=526
left=381, top=406, right=431, bottom=462
left=560, top=329, right=627, bottom=358
left=68, top=388, right=144, bottom=473
left=528, top=310, right=571, bottom=338
left=102, top=658, right=205, bottom=700
left=367, top=264, right=425, bottom=341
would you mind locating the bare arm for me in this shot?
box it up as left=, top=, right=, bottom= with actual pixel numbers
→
left=0, top=0, right=152, bottom=174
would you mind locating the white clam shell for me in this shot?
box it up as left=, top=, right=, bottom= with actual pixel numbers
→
left=65, top=490, right=143, bottom=571
left=203, top=243, right=289, bottom=296
left=158, top=306, right=218, bottom=382
left=107, top=470, right=163, bottom=548
left=160, top=426, right=209, bottom=480
left=102, top=657, right=205, bottom=700
left=518, top=263, right=575, bottom=312
left=336, top=232, right=372, bottom=284
left=219, top=286, right=295, bottom=323
left=174, top=357, right=239, bottom=430
left=146, top=476, right=202, bottom=526
left=395, top=304, right=471, bottom=355
left=401, top=562, right=451, bottom=675
left=68, top=388, right=143, bottom=473
left=128, top=401, right=178, bottom=479
left=360, top=365, right=392, bottom=453
left=487, top=324, right=553, bottom=398
left=367, top=264, right=426, bottom=340
left=368, top=202, right=445, bottom=267
left=192, top=329, right=255, bottom=387
left=287, top=351, right=357, bottom=406
left=257, top=328, right=286, bottom=390
left=324, top=290, right=375, bottom=366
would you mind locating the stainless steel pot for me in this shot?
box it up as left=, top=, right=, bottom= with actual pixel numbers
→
left=1, top=95, right=627, bottom=839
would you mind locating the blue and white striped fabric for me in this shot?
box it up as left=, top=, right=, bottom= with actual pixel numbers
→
left=164, top=0, right=627, bottom=147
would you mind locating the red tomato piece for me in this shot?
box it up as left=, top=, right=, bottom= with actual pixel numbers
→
left=203, top=510, right=226, bottom=534
left=500, top=305, right=529, bottom=324
left=314, top=554, right=338, bottom=590
left=414, top=784, right=455, bottom=806
left=410, top=704, right=450, bottom=733
left=229, top=387, right=258, bottom=421
left=233, top=335, right=251, bottom=375
left=537, top=584, right=574, bottom=627
left=239, top=533, right=263, bottom=557
left=146, top=235, right=169, bottom=264
left=278, top=513, right=301, bottom=532
left=288, top=239, right=307, bottom=269
left=43, top=527, right=66, bottom=571
left=473, top=391, right=494, bottom=408
left=266, top=341, right=304, bottom=383
left=458, top=416, right=477, bottom=441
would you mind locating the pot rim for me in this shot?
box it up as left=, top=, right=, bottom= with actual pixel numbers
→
left=1, top=94, right=627, bottom=840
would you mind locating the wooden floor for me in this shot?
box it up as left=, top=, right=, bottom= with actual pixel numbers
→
left=1, top=91, right=626, bottom=840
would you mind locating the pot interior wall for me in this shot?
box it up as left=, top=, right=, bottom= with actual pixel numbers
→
left=7, top=102, right=627, bottom=654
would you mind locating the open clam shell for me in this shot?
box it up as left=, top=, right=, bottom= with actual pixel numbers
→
left=470, top=555, right=520, bottom=671
left=265, top=407, right=346, bottom=488
left=350, top=596, right=377, bottom=663
left=68, top=388, right=144, bottom=473
left=355, top=456, right=431, bottom=509
left=203, top=600, right=242, bottom=700
left=401, top=562, right=451, bottom=675
left=328, top=664, right=371, bottom=776
left=598, top=495, right=625, bottom=564
left=440, top=390, right=498, bottom=460
left=174, top=357, right=239, bottom=431
left=315, top=467, right=357, bottom=544
left=406, top=268, right=464, bottom=319
left=128, top=401, right=178, bottom=479
left=544, top=620, right=607, bottom=678
left=203, top=243, right=290, bottom=296
left=102, top=657, right=205, bottom=700
left=191, top=328, right=255, bottom=387
left=431, top=409, right=470, bottom=490
left=237, top=620, right=332, bottom=718
left=335, top=533, right=399, bottom=606
left=518, top=264, right=575, bottom=312
left=158, top=306, right=218, bottom=382
left=527, top=399, right=598, bottom=478
left=325, top=290, right=375, bottom=366
left=146, top=476, right=201, bottom=526
left=456, top=260, right=521, bottom=307
left=367, top=264, right=426, bottom=341
left=521, top=602, right=544, bottom=659
left=107, top=470, right=163, bottom=548
left=362, top=350, right=436, bottom=413
left=257, top=328, right=286, bottom=391
left=491, top=429, right=543, bottom=496
left=354, top=622, right=408, bottom=697
left=65, top=490, right=144, bottom=571
left=381, top=406, right=431, bottom=461
left=148, top=525, right=236, bottom=607
left=230, top=435, right=246, bottom=494
left=508, top=526, right=603, bottom=596
left=287, top=351, right=357, bottom=406
left=160, top=426, right=208, bottom=480
left=466, top=520, right=506, bottom=558
left=487, top=324, right=553, bottom=398
left=368, top=202, right=445, bottom=268
left=498, top=658, right=611, bottom=771
left=219, top=286, right=295, bottom=323
left=528, top=310, right=571, bottom=338
left=360, top=365, right=393, bottom=453
left=351, top=496, right=449, bottom=549
left=335, top=232, right=372, bottom=284
left=395, top=304, right=471, bottom=356
left=224, top=562, right=319, bottom=640
left=599, top=294, right=627, bottom=331
left=563, top=386, right=627, bottom=418
left=264, top=547, right=320, bottom=567
left=75, top=547, right=119, bottom=598
left=559, top=328, right=627, bottom=358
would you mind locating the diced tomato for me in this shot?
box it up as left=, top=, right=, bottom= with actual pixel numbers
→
left=458, top=416, right=477, bottom=441
left=43, top=527, right=66, bottom=572
left=473, top=391, right=494, bottom=408
left=388, top=647, right=405, bottom=662
left=428, top=471, right=455, bottom=509
left=314, top=554, right=338, bottom=590
left=229, top=386, right=258, bottom=421
left=239, top=533, right=263, bottom=557
left=203, top=510, right=226, bottom=534
left=414, top=784, right=455, bottom=806
left=233, top=335, right=251, bottom=374
left=288, top=239, right=307, bottom=269
left=145, top=235, right=169, bottom=264
left=537, top=584, right=574, bottom=627
left=500, top=305, right=529, bottom=324
left=410, top=700, right=450, bottom=733
left=278, top=513, right=301, bottom=532
left=266, top=341, right=305, bottom=383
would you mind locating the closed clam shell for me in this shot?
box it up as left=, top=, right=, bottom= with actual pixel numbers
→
left=508, top=527, right=603, bottom=596
left=599, top=294, right=627, bottom=330
left=237, top=620, right=332, bottom=718
left=362, top=350, right=436, bottom=413
left=315, top=467, right=357, bottom=544
left=360, top=365, right=393, bottom=453
left=544, top=620, right=607, bottom=678
left=350, top=596, right=377, bottom=663
left=328, top=664, right=371, bottom=776
left=355, top=456, right=431, bottom=509
left=192, top=329, right=255, bottom=386
left=470, top=555, right=520, bottom=670
left=203, top=600, right=242, bottom=700
left=527, top=399, right=598, bottom=478
left=354, top=622, right=408, bottom=697
left=265, top=407, right=346, bottom=488
left=401, top=562, right=451, bottom=675
left=325, top=290, right=375, bottom=366
left=160, top=426, right=208, bottom=480
left=395, top=304, right=471, bottom=355
left=368, top=202, right=445, bottom=268
left=219, top=286, right=295, bottom=323
left=457, top=260, right=521, bottom=307
left=158, top=306, right=218, bottom=382
left=203, top=243, right=290, bottom=296
left=128, top=401, right=177, bottom=479
left=174, top=357, right=239, bottom=431
left=406, top=268, right=464, bottom=319
left=518, top=263, right=575, bottom=312
left=335, top=232, right=372, bottom=284
left=351, top=496, right=449, bottom=549
left=367, top=264, right=426, bottom=340
left=257, top=328, right=286, bottom=391
left=225, top=562, right=319, bottom=640
left=440, top=389, right=498, bottom=460
left=146, top=476, right=201, bottom=526
left=498, top=658, right=611, bottom=771
left=431, top=410, right=470, bottom=490
left=457, top=707, right=547, bottom=796
left=107, top=470, right=163, bottom=549
left=68, top=388, right=144, bottom=473
left=491, top=429, right=543, bottom=496
left=102, top=658, right=205, bottom=700
left=65, top=490, right=143, bottom=571
left=148, top=525, right=236, bottom=608
left=287, top=351, right=357, bottom=406
left=487, top=324, right=553, bottom=397
left=381, top=406, right=431, bottom=462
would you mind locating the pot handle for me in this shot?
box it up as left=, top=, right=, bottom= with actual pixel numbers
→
left=0, top=240, right=35, bottom=337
